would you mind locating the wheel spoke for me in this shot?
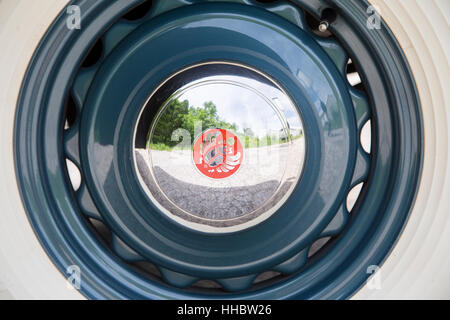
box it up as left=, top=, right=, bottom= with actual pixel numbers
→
left=217, top=274, right=257, bottom=292
left=159, top=267, right=198, bottom=288
left=150, top=0, right=194, bottom=19
left=255, top=0, right=309, bottom=29
left=273, top=249, right=308, bottom=274
left=350, top=87, right=370, bottom=130
left=77, top=184, right=102, bottom=220
left=315, top=37, right=348, bottom=75
left=320, top=204, right=348, bottom=237
left=103, top=22, right=139, bottom=57
left=351, top=146, right=370, bottom=185
left=112, top=235, right=144, bottom=262
left=72, top=67, right=97, bottom=108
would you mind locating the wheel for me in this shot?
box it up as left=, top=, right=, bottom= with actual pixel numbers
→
left=0, top=0, right=448, bottom=299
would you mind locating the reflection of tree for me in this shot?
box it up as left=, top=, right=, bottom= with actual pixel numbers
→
left=151, top=99, right=237, bottom=148
left=182, top=101, right=237, bottom=140
left=151, top=99, right=189, bottom=147
left=150, top=99, right=299, bottom=150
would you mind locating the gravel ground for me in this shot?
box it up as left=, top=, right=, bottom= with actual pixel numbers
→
left=136, top=139, right=305, bottom=220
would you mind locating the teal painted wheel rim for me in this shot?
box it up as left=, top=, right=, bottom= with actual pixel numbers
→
left=14, top=0, right=422, bottom=299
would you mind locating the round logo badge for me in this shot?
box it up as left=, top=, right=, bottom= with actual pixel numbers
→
left=192, top=128, right=243, bottom=179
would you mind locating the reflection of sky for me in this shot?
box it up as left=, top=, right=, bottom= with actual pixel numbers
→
left=177, top=75, right=302, bottom=137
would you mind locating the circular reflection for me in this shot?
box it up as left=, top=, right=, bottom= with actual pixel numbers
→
left=134, top=63, right=305, bottom=233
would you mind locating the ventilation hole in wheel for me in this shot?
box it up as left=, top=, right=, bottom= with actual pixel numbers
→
left=192, top=280, right=222, bottom=289
left=304, top=8, right=335, bottom=37
left=308, top=237, right=331, bottom=257
left=89, top=218, right=112, bottom=245
left=81, top=39, right=103, bottom=68
left=66, top=159, right=81, bottom=191
left=133, top=261, right=162, bottom=279
left=346, top=58, right=367, bottom=92
left=123, top=0, right=153, bottom=21
left=360, top=120, right=372, bottom=153
left=254, top=271, right=281, bottom=284
left=346, top=59, right=362, bottom=87
left=64, top=94, right=77, bottom=130
left=346, top=182, right=364, bottom=212
left=321, top=8, right=337, bottom=23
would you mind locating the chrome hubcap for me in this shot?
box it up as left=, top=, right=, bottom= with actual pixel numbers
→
left=135, top=63, right=305, bottom=232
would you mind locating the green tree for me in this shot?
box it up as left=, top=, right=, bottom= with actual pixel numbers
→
left=151, top=99, right=238, bottom=149
left=181, top=101, right=237, bottom=140
left=151, top=99, right=189, bottom=147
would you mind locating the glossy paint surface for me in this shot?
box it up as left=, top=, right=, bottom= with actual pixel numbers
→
left=81, top=3, right=355, bottom=277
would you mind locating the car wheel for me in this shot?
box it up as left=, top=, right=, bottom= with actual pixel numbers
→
left=0, top=0, right=448, bottom=299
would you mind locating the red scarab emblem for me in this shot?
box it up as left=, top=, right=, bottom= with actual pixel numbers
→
left=192, top=128, right=243, bottom=179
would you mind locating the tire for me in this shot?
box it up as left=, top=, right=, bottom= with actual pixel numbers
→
left=0, top=0, right=83, bottom=300
left=0, top=0, right=448, bottom=299
left=354, top=0, right=450, bottom=299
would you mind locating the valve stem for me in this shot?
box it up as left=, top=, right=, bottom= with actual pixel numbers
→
left=318, top=20, right=329, bottom=32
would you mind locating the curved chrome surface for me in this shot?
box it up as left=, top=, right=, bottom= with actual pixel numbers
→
left=134, top=63, right=305, bottom=233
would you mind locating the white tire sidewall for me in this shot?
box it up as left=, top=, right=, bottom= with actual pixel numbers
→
left=0, top=0, right=82, bottom=299
left=354, top=0, right=450, bottom=299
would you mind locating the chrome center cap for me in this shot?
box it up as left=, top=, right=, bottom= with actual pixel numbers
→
left=134, top=63, right=305, bottom=233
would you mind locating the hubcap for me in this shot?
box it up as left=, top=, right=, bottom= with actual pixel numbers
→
left=135, top=62, right=305, bottom=232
